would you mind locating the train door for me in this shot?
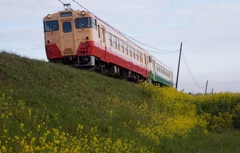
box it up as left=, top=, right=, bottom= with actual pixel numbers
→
left=61, top=21, right=75, bottom=55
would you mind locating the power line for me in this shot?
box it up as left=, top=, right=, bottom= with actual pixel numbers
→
left=71, top=0, right=178, bottom=53
left=58, top=0, right=64, bottom=5
left=182, top=52, right=205, bottom=89
left=145, top=49, right=179, bottom=54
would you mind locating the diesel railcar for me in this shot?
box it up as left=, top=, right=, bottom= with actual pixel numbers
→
left=43, top=4, right=173, bottom=86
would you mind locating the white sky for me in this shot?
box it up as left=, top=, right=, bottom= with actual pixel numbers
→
left=1, top=0, right=240, bottom=93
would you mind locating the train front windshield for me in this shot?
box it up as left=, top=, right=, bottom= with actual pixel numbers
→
left=75, top=18, right=96, bottom=29
left=44, top=20, right=59, bottom=32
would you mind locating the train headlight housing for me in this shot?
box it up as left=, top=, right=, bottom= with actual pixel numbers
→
left=47, top=14, right=51, bottom=19
left=81, top=11, right=86, bottom=16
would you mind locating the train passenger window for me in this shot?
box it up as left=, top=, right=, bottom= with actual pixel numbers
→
left=44, top=20, right=59, bottom=32
left=140, top=53, right=143, bottom=63
left=153, top=60, right=155, bottom=70
left=120, top=40, right=124, bottom=52
left=113, top=35, right=117, bottom=49
left=117, top=38, right=120, bottom=50
left=144, top=54, right=147, bottom=65
left=101, top=27, right=105, bottom=43
left=108, top=33, right=112, bottom=46
left=149, top=56, right=152, bottom=63
left=128, top=46, right=132, bottom=56
left=157, top=64, right=160, bottom=72
left=62, top=22, right=72, bottom=33
left=124, top=43, right=128, bottom=54
left=136, top=50, right=139, bottom=61
left=98, top=25, right=100, bottom=39
left=163, top=68, right=166, bottom=75
left=132, top=48, right=135, bottom=59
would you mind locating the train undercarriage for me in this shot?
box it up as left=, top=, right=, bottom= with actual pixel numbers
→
left=49, top=55, right=144, bottom=83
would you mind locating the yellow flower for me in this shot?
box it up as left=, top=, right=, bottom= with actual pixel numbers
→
left=20, top=123, right=24, bottom=129
left=1, top=146, right=6, bottom=152
left=28, top=109, right=32, bottom=116
left=36, top=124, right=41, bottom=131
left=1, top=113, right=4, bottom=118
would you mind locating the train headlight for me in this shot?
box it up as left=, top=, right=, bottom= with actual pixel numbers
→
left=81, top=11, right=86, bottom=16
left=47, top=14, right=51, bottom=19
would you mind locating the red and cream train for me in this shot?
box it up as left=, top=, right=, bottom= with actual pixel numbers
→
left=43, top=4, right=173, bottom=86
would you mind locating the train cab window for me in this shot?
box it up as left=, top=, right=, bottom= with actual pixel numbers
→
left=44, top=20, right=59, bottom=32
left=75, top=17, right=96, bottom=29
left=62, top=22, right=72, bottom=33
left=75, top=18, right=89, bottom=28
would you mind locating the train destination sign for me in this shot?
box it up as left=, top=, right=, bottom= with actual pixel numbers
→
left=60, top=12, right=72, bottom=17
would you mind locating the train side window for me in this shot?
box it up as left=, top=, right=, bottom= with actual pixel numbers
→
left=153, top=60, right=155, bottom=70
left=128, top=46, right=132, bottom=56
left=140, top=53, right=143, bottom=63
left=98, top=25, right=100, bottom=39
left=149, top=56, right=152, bottom=63
left=136, top=50, right=139, bottom=61
left=124, top=43, right=128, bottom=54
left=113, top=35, right=117, bottom=49
left=144, top=54, right=147, bottom=65
left=120, top=40, right=124, bottom=52
left=157, top=64, right=160, bottom=72
left=92, top=18, right=97, bottom=29
left=117, top=38, right=120, bottom=50
left=132, top=48, right=135, bottom=59
left=108, top=33, right=112, bottom=46
left=62, top=22, right=72, bottom=33
left=101, top=27, right=105, bottom=43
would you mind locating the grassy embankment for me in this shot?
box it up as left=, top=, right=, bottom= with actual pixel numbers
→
left=0, top=51, right=240, bottom=152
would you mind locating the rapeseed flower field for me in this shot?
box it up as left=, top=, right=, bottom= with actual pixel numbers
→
left=0, top=52, right=240, bottom=152
left=1, top=83, right=240, bottom=152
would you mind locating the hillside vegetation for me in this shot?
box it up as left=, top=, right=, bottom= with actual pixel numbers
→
left=0, top=51, right=240, bottom=153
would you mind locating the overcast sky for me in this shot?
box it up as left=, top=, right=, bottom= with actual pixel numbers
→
left=1, top=0, right=240, bottom=93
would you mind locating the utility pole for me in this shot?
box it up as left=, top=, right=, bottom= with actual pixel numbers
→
left=175, top=42, right=182, bottom=89
left=205, top=80, right=208, bottom=94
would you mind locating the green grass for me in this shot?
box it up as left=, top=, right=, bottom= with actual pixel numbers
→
left=0, top=51, right=240, bottom=152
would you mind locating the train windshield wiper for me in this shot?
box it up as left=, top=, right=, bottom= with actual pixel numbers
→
left=78, top=21, right=83, bottom=29
left=51, top=25, right=57, bottom=32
